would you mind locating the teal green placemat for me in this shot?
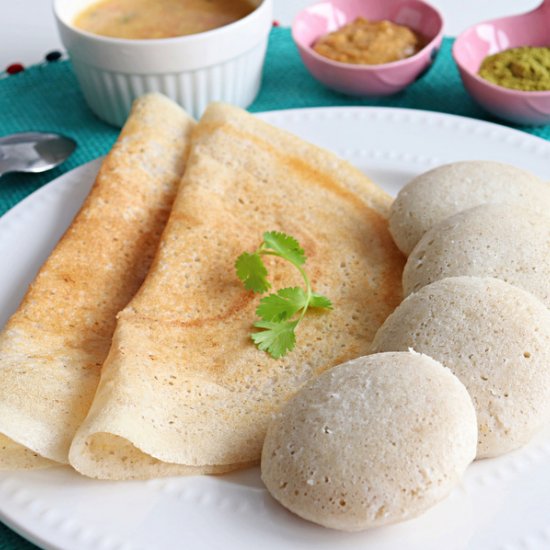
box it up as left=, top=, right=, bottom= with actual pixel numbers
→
left=0, top=528, right=38, bottom=550
left=0, top=26, right=549, bottom=550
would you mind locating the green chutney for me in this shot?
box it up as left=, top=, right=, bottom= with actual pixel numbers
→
left=478, top=46, right=550, bottom=91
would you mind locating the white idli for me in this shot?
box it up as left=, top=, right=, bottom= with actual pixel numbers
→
left=403, top=203, right=550, bottom=306
left=261, top=352, right=477, bottom=531
left=371, top=276, right=550, bottom=458
left=389, top=161, right=549, bottom=255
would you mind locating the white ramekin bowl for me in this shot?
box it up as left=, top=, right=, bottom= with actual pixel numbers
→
left=54, top=0, right=273, bottom=126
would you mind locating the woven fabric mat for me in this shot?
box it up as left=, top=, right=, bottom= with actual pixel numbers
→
left=1, top=26, right=549, bottom=550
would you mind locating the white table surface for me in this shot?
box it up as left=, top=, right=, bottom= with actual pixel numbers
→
left=0, top=0, right=541, bottom=69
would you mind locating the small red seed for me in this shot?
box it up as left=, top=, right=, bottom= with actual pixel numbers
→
left=6, top=63, right=25, bottom=75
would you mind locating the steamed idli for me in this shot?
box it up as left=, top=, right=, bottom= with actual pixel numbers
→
left=389, top=161, right=549, bottom=255
left=261, top=352, right=477, bottom=531
left=403, top=203, right=550, bottom=306
left=371, top=277, right=550, bottom=458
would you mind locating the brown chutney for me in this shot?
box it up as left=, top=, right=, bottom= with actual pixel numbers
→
left=313, top=17, right=425, bottom=65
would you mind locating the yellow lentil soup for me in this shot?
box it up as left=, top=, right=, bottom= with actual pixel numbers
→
left=74, top=0, right=256, bottom=40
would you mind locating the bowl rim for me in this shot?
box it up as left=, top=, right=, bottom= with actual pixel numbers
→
left=53, top=0, right=271, bottom=46
left=452, top=25, right=550, bottom=98
left=290, top=0, right=444, bottom=72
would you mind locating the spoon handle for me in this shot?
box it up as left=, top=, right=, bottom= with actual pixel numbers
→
left=0, top=158, right=21, bottom=178
left=0, top=145, right=16, bottom=177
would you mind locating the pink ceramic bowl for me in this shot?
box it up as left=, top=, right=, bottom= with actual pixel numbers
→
left=291, top=0, right=444, bottom=96
left=453, top=1, right=550, bottom=126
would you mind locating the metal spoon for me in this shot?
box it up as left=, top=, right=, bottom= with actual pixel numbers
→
left=0, top=132, right=77, bottom=177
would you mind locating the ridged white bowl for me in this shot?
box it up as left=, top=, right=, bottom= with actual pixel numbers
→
left=53, top=0, right=273, bottom=126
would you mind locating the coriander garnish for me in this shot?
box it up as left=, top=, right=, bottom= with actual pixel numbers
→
left=235, top=231, right=332, bottom=358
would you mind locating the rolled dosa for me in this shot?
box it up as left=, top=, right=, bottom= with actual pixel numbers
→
left=0, top=93, right=195, bottom=467
left=69, top=103, right=405, bottom=479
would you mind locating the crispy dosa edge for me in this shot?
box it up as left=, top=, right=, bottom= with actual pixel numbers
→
left=0, top=94, right=195, bottom=467
left=0, top=434, right=54, bottom=469
left=69, top=103, right=405, bottom=480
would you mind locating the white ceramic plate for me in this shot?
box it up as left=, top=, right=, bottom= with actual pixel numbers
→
left=1, top=107, right=550, bottom=550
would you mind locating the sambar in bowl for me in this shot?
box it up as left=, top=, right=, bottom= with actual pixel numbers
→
left=54, top=0, right=273, bottom=125
left=74, top=0, right=256, bottom=39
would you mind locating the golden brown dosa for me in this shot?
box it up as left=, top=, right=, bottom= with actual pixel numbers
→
left=0, top=93, right=195, bottom=467
left=69, top=103, right=405, bottom=479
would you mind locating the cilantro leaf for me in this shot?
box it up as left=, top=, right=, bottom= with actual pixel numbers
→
left=256, top=287, right=307, bottom=321
left=236, top=231, right=332, bottom=359
left=252, top=320, right=298, bottom=359
left=235, top=252, right=270, bottom=293
left=263, top=231, right=305, bottom=266
left=309, top=292, right=333, bottom=310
